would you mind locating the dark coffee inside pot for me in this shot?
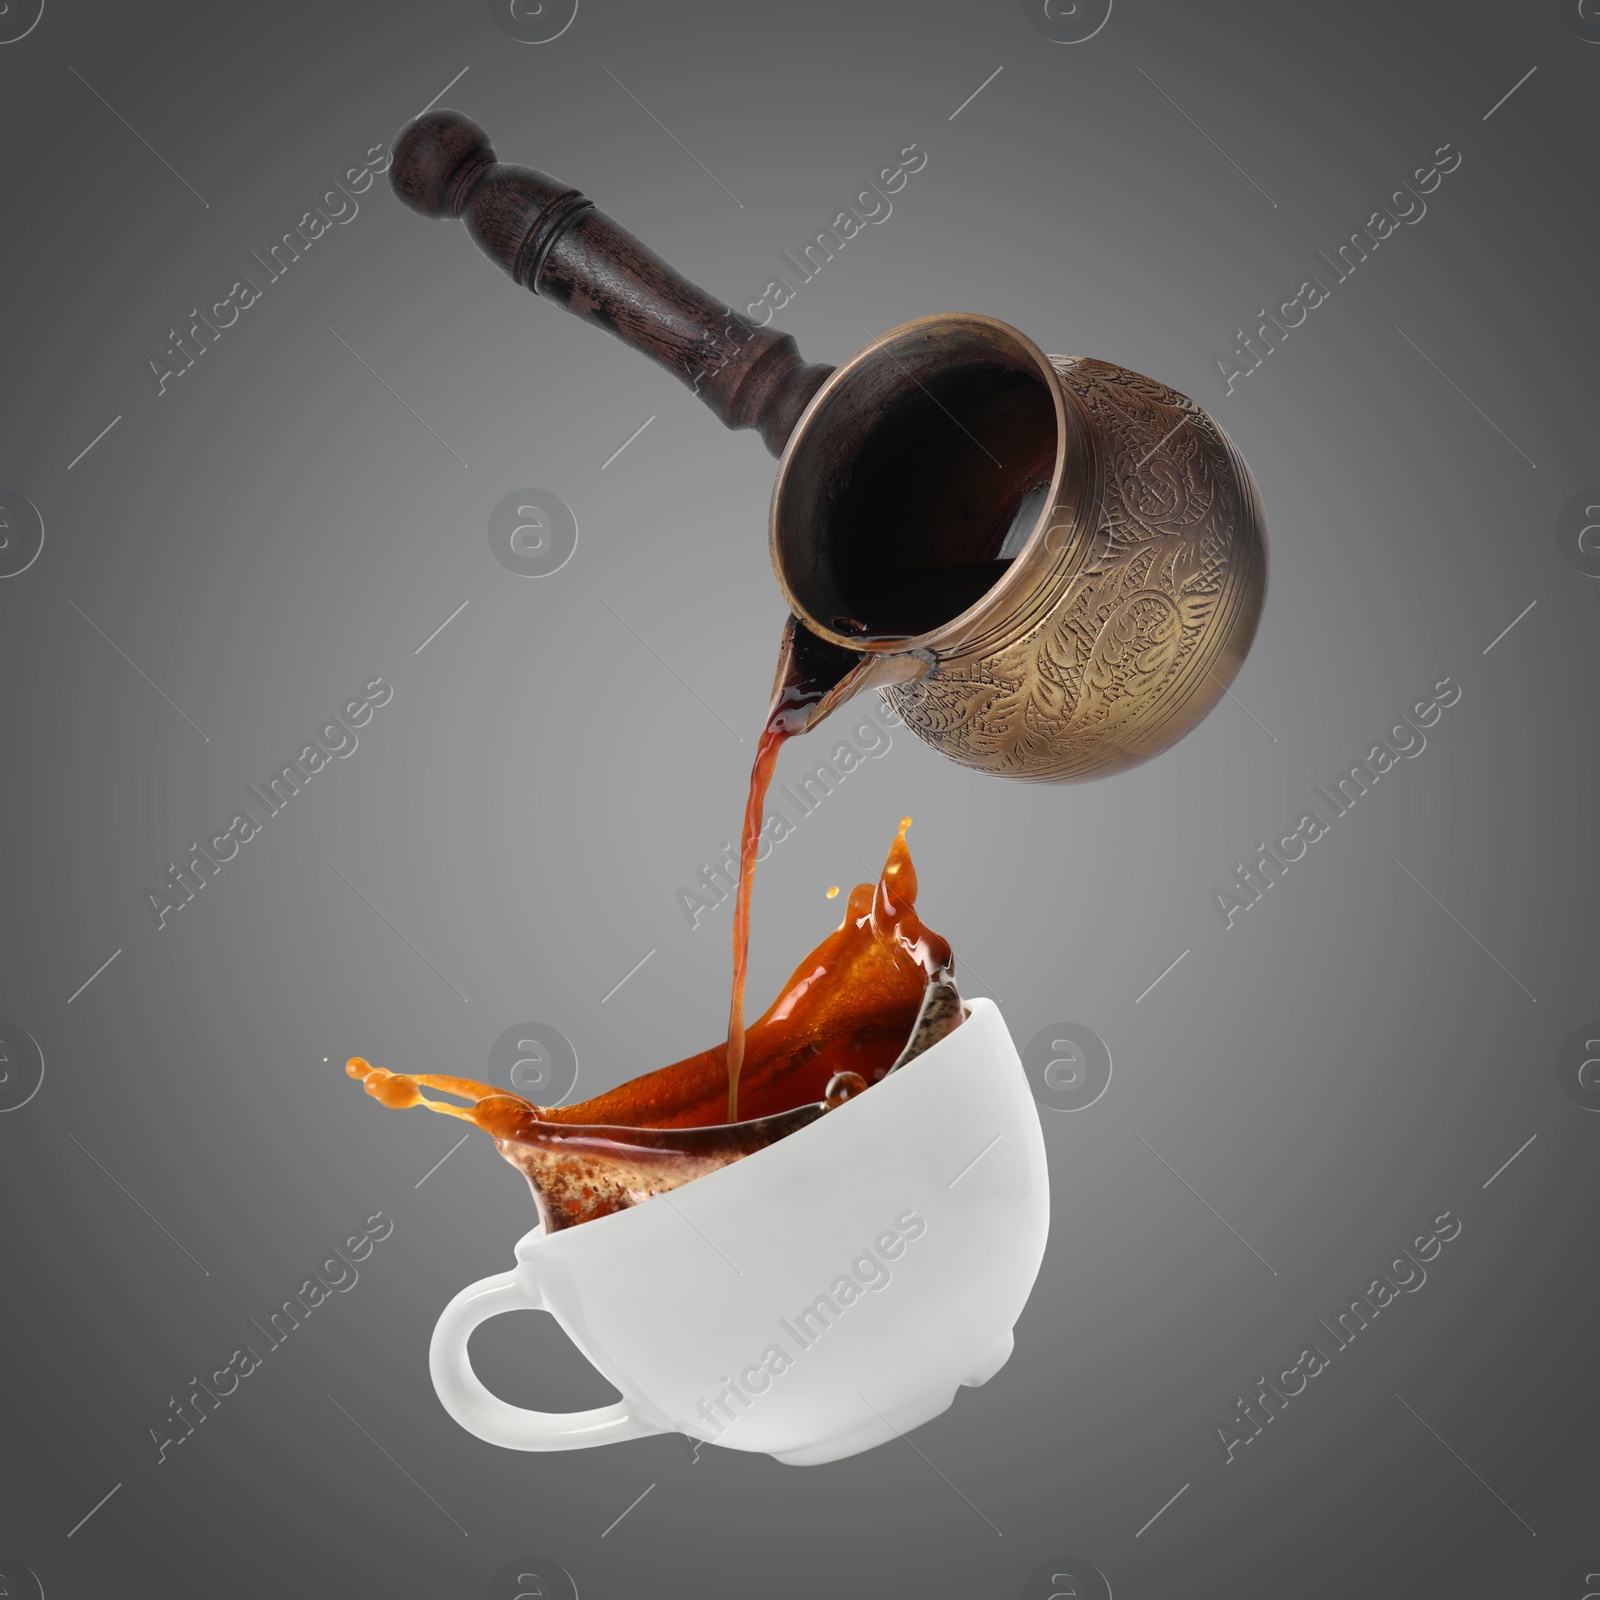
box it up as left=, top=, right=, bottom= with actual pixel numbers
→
left=772, top=330, right=1060, bottom=643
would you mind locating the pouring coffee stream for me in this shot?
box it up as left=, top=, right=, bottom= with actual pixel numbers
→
left=722, top=620, right=905, bottom=1119
left=378, top=108, right=1267, bottom=1144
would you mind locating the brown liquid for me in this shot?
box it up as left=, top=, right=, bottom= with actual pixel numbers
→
left=723, top=689, right=809, bottom=1122
left=346, top=818, right=956, bottom=1230
left=722, top=622, right=903, bottom=1121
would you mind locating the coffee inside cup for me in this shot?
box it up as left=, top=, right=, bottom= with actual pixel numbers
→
left=347, top=818, right=964, bottom=1231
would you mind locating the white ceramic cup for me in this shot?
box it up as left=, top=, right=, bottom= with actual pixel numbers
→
left=429, top=998, right=1049, bottom=1465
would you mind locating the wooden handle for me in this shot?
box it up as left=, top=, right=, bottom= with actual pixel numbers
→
left=391, top=110, right=833, bottom=456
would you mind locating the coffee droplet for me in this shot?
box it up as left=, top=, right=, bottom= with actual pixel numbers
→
left=825, top=885, right=839, bottom=899
left=884, top=816, right=912, bottom=877
left=824, top=1071, right=868, bottom=1108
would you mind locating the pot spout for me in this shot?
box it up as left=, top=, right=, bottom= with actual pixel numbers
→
left=771, top=613, right=932, bottom=736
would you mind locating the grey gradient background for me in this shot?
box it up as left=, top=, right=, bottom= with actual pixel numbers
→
left=2, top=1, right=1598, bottom=1595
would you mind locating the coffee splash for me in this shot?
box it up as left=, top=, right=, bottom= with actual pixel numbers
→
left=347, top=819, right=964, bottom=1232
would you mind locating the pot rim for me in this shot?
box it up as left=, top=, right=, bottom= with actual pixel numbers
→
left=767, top=312, right=1078, bottom=656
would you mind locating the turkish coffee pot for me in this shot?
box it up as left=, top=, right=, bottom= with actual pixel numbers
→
left=391, top=111, right=1266, bottom=780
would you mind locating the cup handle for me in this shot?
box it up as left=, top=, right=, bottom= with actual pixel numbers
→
left=429, top=1268, right=662, bottom=1451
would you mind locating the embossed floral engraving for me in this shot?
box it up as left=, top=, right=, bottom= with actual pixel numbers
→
left=888, top=358, right=1258, bottom=780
